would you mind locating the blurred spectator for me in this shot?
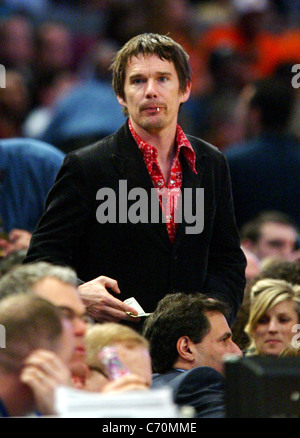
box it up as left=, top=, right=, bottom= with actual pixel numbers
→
left=254, top=258, right=300, bottom=285
left=0, top=293, right=74, bottom=417
left=39, top=39, right=124, bottom=152
left=33, top=21, right=75, bottom=108
left=1, top=0, right=50, bottom=17
left=0, top=138, right=64, bottom=239
left=0, top=15, right=34, bottom=81
left=77, top=39, right=119, bottom=82
left=225, top=78, right=300, bottom=228
left=242, top=245, right=262, bottom=282
left=232, top=258, right=300, bottom=351
left=201, top=0, right=300, bottom=80
left=23, top=71, right=78, bottom=139
left=104, top=0, right=148, bottom=47
left=0, top=262, right=88, bottom=375
left=0, top=262, right=149, bottom=395
left=0, top=70, right=30, bottom=139
left=240, top=211, right=300, bottom=262
left=144, top=0, right=211, bottom=95
left=85, top=322, right=152, bottom=392
left=245, top=278, right=300, bottom=356
left=183, top=45, right=252, bottom=147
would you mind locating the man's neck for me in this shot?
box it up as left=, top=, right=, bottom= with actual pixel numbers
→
left=173, top=359, right=194, bottom=372
left=130, top=118, right=178, bottom=182
left=130, top=118, right=177, bottom=156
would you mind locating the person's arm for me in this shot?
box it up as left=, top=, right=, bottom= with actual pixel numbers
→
left=204, top=154, right=246, bottom=324
left=24, top=153, right=138, bottom=322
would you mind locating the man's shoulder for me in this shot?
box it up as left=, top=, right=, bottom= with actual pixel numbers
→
left=186, top=134, right=221, bottom=156
left=152, top=367, right=224, bottom=389
left=71, top=132, right=119, bottom=162
left=177, top=367, right=224, bottom=386
left=152, top=368, right=225, bottom=418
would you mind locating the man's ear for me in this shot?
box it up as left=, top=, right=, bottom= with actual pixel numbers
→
left=180, top=80, right=192, bottom=105
left=117, top=94, right=127, bottom=109
left=176, top=336, right=195, bottom=363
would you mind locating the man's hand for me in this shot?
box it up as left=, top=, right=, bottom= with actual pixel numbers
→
left=0, top=229, right=32, bottom=257
left=78, top=275, right=140, bottom=323
left=20, top=350, right=72, bottom=416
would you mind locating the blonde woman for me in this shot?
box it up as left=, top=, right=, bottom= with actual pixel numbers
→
left=245, top=279, right=300, bottom=356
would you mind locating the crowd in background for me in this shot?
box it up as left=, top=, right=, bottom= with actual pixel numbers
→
left=1, top=0, right=300, bottom=150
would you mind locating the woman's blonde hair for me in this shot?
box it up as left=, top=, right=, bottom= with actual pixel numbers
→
left=245, top=279, right=300, bottom=355
left=85, top=322, right=149, bottom=372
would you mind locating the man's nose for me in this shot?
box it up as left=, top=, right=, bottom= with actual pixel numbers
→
left=230, top=341, right=243, bottom=357
left=73, top=317, right=87, bottom=336
left=145, top=79, right=158, bottom=98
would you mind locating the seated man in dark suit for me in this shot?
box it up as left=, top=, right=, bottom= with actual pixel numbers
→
left=143, top=292, right=242, bottom=418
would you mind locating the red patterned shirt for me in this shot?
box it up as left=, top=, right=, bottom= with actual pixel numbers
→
left=129, top=120, right=197, bottom=243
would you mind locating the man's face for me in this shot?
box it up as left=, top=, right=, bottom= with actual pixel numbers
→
left=255, top=222, right=298, bottom=261
left=117, top=54, right=191, bottom=137
left=193, top=311, right=242, bottom=376
left=32, top=278, right=88, bottom=366
left=55, top=319, right=76, bottom=364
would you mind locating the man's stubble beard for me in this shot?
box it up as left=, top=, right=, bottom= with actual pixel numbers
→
left=140, top=113, right=165, bottom=132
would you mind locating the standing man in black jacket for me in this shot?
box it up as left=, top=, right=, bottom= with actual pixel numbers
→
left=25, top=33, right=246, bottom=324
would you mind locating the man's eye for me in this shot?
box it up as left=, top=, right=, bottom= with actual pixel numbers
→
left=132, top=78, right=144, bottom=84
left=268, top=240, right=284, bottom=248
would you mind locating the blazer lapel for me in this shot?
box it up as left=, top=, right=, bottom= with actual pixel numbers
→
left=173, top=147, right=207, bottom=247
left=111, top=123, right=172, bottom=248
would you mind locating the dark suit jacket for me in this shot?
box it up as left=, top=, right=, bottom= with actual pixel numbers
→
left=152, top=367, right=225, bottom=418
left=25, top=122, right=246, bottom=320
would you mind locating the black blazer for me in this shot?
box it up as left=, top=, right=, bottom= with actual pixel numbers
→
left=152, top=367, right=225, bottom=418
left=25, top=122, right=246, bottom=320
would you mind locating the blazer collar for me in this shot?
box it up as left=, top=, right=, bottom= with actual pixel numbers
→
left=111, top=122, right=207, bottom=249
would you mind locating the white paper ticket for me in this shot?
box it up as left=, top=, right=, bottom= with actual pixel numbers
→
left=124, top=297, right=152, bottom=318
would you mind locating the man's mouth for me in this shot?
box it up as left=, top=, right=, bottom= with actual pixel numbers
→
left=142, top=105, right=162, bottom=113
